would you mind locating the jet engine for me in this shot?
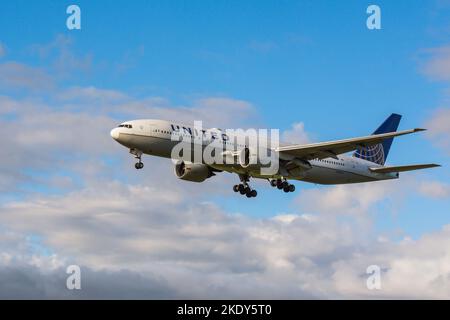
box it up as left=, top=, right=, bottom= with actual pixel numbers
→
left=174, top=161, right=214, bottom=182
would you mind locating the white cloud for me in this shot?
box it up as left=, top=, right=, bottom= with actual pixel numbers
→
left=0, top=101, right=119, bottom=192
left=30, top=34, right=92, bottom=76
left=0, top=62, right=54, bottom=90
left=421, top=46, right=450, bottom=82
left=0, top=182, right=356, bottom=298
left=425, top=108, right=450, bottom=154
left=281, top=122, right=311, bottom=144
left=104, top=96, right=259, bottom=129
left=332, top=226, right=450, bottom=299
left=271, top=214, right=301, bottom=224
left=1, top=82, right=447, bottom=298
left=58, top=86, right=129, bottom=103
left=0, top=95, right=22, bottom=114
left=0, top=92, right=259, bottom=200
left=0, top=54, right=447, bottom=299
left=419, top=181, right=450, bottom=198
left=296, top=180, right=406, bottom=217
left=1, top=179, right=450, bottom=298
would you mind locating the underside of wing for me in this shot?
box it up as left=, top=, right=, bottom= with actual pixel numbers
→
left=276, top=128, right=425, bottom=160
left=369, top=164, right=441, bottom=173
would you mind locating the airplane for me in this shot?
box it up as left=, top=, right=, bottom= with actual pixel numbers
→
left=110, top=113, right=440, bottom=198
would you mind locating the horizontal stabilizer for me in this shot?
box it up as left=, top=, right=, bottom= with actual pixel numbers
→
left=369, top=164, right=440, bottom=173
left=277, top=128, right=425, bottom=160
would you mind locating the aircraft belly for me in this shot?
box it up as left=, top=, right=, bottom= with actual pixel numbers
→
left=146, top=138, right=177, bottom=158
left=298, top=166, right=372, bottom=185
left=120, top=134, right=174, bottom=158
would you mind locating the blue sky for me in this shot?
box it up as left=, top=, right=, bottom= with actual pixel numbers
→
left=1, top=1, right=445, bottom=135
left=0, top=0, right=448, bottom=233
left=0, top=1, right=449, bottom=298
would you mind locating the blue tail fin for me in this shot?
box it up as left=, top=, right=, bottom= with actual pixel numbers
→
left=353, top=113, right=402, bottom=165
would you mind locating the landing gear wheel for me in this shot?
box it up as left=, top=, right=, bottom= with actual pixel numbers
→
left=283, top=186, right=290, bottom=193
left=236, top=174, right=257, bottom=198
left=270, top=180, right=277, bottom=187
left=289, top=184, right=295, bottom=192
left=135, top=162, right=144, bottom=170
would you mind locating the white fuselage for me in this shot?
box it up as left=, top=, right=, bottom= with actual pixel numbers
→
left=110, top=119, right=398, bottom=185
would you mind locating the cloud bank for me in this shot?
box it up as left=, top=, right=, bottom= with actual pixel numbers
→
left=0, top=35, right=449, bottom=299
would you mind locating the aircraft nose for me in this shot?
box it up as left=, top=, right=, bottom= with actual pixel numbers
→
left=110, top=128, right=120, bottom=140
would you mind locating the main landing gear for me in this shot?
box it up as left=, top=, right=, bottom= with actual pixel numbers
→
left=269, top=179, right=295, bottom=193
left=130, top=148, right=144, bottom=170
left=233, top=174, right=257, bottom=198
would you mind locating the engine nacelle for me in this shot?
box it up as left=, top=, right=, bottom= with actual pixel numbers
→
left=174, top=161, right=213, bottom=183
left=285, top=159, right=312, bottom=177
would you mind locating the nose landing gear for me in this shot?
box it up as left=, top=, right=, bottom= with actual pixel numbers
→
left=135, top=162, right=144, bottom=170
left=130, top=149, right=144, bottom=170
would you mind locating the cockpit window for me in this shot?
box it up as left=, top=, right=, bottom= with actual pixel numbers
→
left=118, top=124, right=133, bottom=128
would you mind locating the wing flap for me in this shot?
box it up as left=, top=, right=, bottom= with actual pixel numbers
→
left=276, top=128, right=425, bottom=160
left=369, top=164, right=440, bottom=173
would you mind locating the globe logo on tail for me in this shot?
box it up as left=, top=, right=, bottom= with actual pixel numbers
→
left=353, top=143, right=385, bottom=165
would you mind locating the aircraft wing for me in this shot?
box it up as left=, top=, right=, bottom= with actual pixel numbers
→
left=369, top=164, right=440, bottom=173
left=276, top=128, right=425, bottom=160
